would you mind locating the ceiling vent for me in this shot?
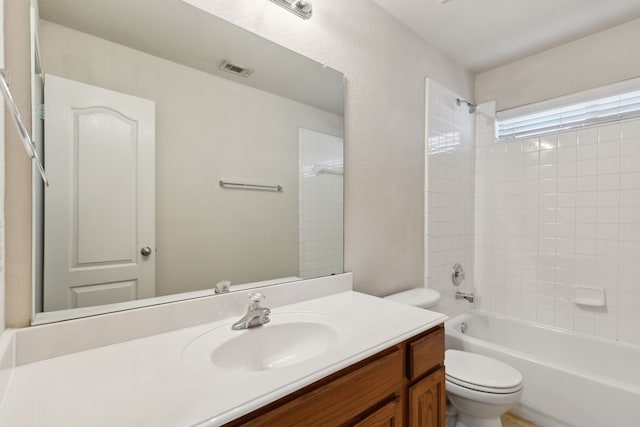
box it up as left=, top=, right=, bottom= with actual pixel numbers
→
left=219, top=60, right=253, bottom=77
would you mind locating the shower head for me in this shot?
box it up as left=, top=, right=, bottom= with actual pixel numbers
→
left=456, top=98, right=478, bottom=114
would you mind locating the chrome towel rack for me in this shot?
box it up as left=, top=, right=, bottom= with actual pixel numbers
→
left=0, top=68, right=49, bottom=186
left=219, top=180, right=283, bottom=192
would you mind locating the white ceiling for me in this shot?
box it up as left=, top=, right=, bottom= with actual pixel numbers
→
left=372, top=0, right=640, bottom=73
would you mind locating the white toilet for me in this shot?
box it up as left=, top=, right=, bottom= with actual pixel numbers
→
left=384, top=288, right=523, bottom=427
left=445, top=349, right=522, bottom=427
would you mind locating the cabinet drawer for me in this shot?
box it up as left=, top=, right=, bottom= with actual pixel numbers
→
left=236, top=347, right=404, bottom=426
left=407, top=326, right=444, bottom=380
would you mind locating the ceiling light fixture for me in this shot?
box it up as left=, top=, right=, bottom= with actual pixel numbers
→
left=269, top=0, right=313, bottom=20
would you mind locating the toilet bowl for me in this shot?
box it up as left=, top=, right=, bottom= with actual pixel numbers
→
left=383, top=289, right=523, bottom=427
left=445, top=349, right=522, bottom=427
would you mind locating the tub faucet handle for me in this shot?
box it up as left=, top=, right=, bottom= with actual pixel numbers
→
left=452, top=263, right=465, bottom=286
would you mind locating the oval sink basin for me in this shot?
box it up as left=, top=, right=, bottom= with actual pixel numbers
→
left=213, top=321, right=337, bottom=371
left=183, top=312, right=347, bottom=372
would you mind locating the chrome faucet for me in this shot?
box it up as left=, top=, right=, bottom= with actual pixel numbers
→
left=231, top=292, right=271, bottom=330
left=455, top=290, right=475, bottom=303
left=214, top=280, right=231, bottom=294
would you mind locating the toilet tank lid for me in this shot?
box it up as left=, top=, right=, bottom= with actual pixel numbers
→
left=383, top=288, right=440, bottom=308
left=445, top=349, right=523, bottom=390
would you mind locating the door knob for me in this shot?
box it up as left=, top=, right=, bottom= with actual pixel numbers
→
left=140, top=246, right=152, bottom=257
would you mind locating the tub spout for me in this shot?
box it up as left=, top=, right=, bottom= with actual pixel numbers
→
left=455, top=291, right=475, bottom=303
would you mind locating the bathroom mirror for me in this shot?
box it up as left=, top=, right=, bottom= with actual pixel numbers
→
left=31, top=0, right=344, bottom=323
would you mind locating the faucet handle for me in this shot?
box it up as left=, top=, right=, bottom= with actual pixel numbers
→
left=248, top=292, right=265, bottom=303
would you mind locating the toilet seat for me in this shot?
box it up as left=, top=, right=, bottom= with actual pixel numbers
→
left=445, top=379, right=523, bottom=405
left=446, top=375, right=522, bottom=394
left=445, top=349, right=523, bottom=394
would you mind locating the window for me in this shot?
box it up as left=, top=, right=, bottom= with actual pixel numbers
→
left=496, top=85, right=640, bottom=142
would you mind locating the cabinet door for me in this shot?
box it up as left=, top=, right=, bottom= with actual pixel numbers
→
left=409, top=367, right=446, bottom=427
left=353, top=397, right=403, bottom=427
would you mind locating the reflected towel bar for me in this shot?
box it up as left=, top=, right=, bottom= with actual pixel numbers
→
left=219, top=180, right=283, bottom=192
left=0, top=68, right=49, bottom=186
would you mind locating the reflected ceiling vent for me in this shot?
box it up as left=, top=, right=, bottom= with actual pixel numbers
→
left=219, top=60, right=253, bottom=77
left=269, top=0, right=313, bottom=20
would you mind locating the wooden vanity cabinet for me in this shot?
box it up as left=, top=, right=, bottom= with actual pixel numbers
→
left=224, top=324, right=445, bottom=427
left=407, top=326, right=447, bottom=427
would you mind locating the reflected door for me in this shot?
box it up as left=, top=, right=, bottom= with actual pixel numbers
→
left=43, top=74, right=156, bottom=311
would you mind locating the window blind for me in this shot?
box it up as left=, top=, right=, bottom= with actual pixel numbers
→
left=496, top=89, right=640, bottom=142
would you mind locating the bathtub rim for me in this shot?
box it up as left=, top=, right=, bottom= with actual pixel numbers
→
left=444, top=310, right=640, bottom=395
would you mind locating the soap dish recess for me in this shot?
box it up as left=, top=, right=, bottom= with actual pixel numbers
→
left=573, top=286, right=606, bottom=307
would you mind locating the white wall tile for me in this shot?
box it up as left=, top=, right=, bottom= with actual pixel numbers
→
left=621, top=120, right=640, bottom=139
left=557, top=147, right=577, bottom=163
left=577, top=128, right=598, bottom=145
left=476, top=118, right=640, bottom=345
left=558, top=131, right=578, bottom=148
left=540, top=150, right=557, bottom=165
left=620, top=190, right=640, bottom=206
left=597, top=157, right=620, bottom=175
left=577, top=143, right=597, bottom=160
left=425, top=80, right=477, bottom=316
left=598, top=123, right=621, bottom=142
left=598, top=175, right=620, bottom=191
left=620, top=138, right=640, bottom=156
left=621, top=154, right=640, bottom=173
left=577, top=160, right=597, bottom=176
left=598, top=141, right=621, bottom=158
left=620, top=172, right=640, bottom=190
left=540, top=135, right=558, bottom=151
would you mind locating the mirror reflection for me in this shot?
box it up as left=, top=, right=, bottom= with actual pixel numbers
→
left=32, top=0, right=344, bottom=318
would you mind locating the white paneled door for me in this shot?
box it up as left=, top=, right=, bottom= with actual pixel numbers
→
left=43, top=75, right=156, bottom=311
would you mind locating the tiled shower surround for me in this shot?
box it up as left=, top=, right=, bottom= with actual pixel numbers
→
left=475, top=114, right=640, bottom=345
left=298, top=129, right=344, bottom=279
left=425, top=80, right=475, bottom=316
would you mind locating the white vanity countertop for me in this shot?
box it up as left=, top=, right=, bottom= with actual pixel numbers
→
left=0, top=291, right=446, bottom=427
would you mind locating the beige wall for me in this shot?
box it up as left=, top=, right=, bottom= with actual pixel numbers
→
left=4, top=0, right=473, bottom=326
left=0, top=0, right=5, bottom=332
left=476, top=18, right=640, bottom=111
left=4, top=0, right=32, bottom=327
left=184, top=0, right=474, bottom=297
left=39, top=21, right=343, bottom=297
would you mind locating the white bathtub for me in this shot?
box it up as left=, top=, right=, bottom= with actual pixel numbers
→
left=445, top=311, right=640, bottom=427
